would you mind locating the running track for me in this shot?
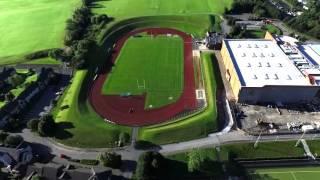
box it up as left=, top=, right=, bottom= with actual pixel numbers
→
left=89, top=28, right=196, bottom=126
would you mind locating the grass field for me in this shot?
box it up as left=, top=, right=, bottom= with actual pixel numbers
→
left=138, top=52, right=218, bottom=144
left=219, top=141, right=305, bottom=160
left=0, top=0, right=79, bottom=64
left=102, top=35, right=184, bottom=109
left=53, top=70, right=131, bottom=148
left=94, top=0, right=233, bottom=19
left=250, top=167, right=320, bottom=180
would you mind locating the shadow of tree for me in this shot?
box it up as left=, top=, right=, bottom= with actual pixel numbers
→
left=134, top=140, right=161, bottom=150
left=54, top=122, right=74, bottom=140
left=30, top=142, right=55, bottom=163
left=121, top=160, right=137, bottom=173
left=165, top=158, right=225, bottom=180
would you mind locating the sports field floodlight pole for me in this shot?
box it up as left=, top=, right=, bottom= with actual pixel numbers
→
left=295, top=131, right=306, bottom=147
left=254, top=130, right=263, bottom=148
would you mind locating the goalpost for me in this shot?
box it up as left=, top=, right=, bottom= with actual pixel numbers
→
left=136, top=79, right=146, bottom=90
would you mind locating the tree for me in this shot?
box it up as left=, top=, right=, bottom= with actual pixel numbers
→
left=4, top=117, right=21, bottom=131
left=99, top=152, right=122, bottom=168
left=135, top=151, right=165, bottom=180
left=27, top=119, right=40, bottom=132
left=7, top=74, right=25, bottom=88
left=0, top=131, right=8, bottom=143
left=82, top=0, right=92, bottom=6
left=5, top=135, right=23, bottom=147
left=187, top=149, right=203, bottom=172
left=38, top=115, right=56, bottom=136
left=5, top=92, right=15, bottom=102
left=118, top=132, right=130, bottom=146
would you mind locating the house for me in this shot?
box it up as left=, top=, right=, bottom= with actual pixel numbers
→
left=0, top=142, right=33, bottom=170
left=25, top=164, right=113, bottom=180
left=0, top=68, right=56, bottom=127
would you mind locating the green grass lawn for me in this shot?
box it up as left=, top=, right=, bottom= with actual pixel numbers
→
left=102, top=35, right=184, bottom=109
left=0, top=0, right=80, bottom=64
left=53, top=70, right=131, bottom=148
left=219, top=141, right=305, bottom=160
left=138, top=52, right=218, bottom=144
left=249, top=167, right=320, bottom=180
left=263, top=24, right=282, bottom=35
left=94, top=0, right=233, bottom=19
left=10, top=73, right=38, bottom=97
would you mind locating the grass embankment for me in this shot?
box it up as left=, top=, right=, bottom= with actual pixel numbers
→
left=102, top=35, right=184, bottom=109
left=53, top=70, right=131, bottom=148
left=0, top=0, right=80, bottom=65
left=137, top=52, right=218, bottom=144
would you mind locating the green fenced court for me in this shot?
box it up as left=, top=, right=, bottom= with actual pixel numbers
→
left=250, top=167, right=320, bottom=180
left=102, top=35, right=184, bottom=109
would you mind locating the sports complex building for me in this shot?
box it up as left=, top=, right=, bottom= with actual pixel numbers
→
left=220, top=32, right=320, bottom=104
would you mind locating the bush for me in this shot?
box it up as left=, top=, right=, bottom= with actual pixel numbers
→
left=27, top=119, right=40, bottom=132
left=5, top=135, right=23, bottom=147
left=136, top=151, right=165, bottom=180
left=0, top=131, right=9, bottom=143
left=79, top=159, right=99, bottom=166
left=38, top=115, right=56, bottom=136
left=118, top=132, right=130, bottom=146
left=4, top=92, right=15, bottom=102
left=4, top=118, right=22, bottom=132
left=25, top=49, right=50, bottom=60
left=7, top=74, right=25, bottom=88
left=99, top=152, right=122, bottom=168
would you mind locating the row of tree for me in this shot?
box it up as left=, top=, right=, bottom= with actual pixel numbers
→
left=286, top=0, right=320, bottom=39
left=227, top=0, right=287, bottom=20
left=0, top=131, right=24, bottom=148
left=227, top=0, right=320, bottom=39
left=49, top=0, right=112, bottom=69
left=27, top=114, right=57, bottom=137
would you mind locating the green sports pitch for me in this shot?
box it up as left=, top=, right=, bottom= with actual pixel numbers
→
left=102, top=35, right=184, bottom=109
left=250, top=167, right=320, bottom=180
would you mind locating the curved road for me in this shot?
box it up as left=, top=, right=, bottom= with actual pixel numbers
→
left=17, top=129, right=320, bottom=160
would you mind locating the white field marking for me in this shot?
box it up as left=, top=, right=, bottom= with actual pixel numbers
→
left=250, top=170, right=320, bottom=175
left=290, top=172, right=297, bottom=180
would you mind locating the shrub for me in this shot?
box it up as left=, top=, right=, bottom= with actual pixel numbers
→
left=4, top=118, right=22, bottom=132
left=25, top=49, right=50, bottom=60
left=27, top=119, right=40, bottom=132
left=0, top=131, right=9, bottom=143
left=5, top=135, right=23, bottom=147
left=118, top=132, right=130, bottom=146
left=4, top=92, right=15, bottom=102
left=79, top=159, right=99, bottom=166
left=136, top=151, right=165, bottom=180
left=38, top=115, right=56, bottom=136
left=99, top=152, right=122, bottom=168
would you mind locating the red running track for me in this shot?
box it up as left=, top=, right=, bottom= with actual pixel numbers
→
left=89, top=28, right=196, bottom=126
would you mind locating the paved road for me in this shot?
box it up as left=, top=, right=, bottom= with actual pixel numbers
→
left=17, top=129, right=320, bottom=159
